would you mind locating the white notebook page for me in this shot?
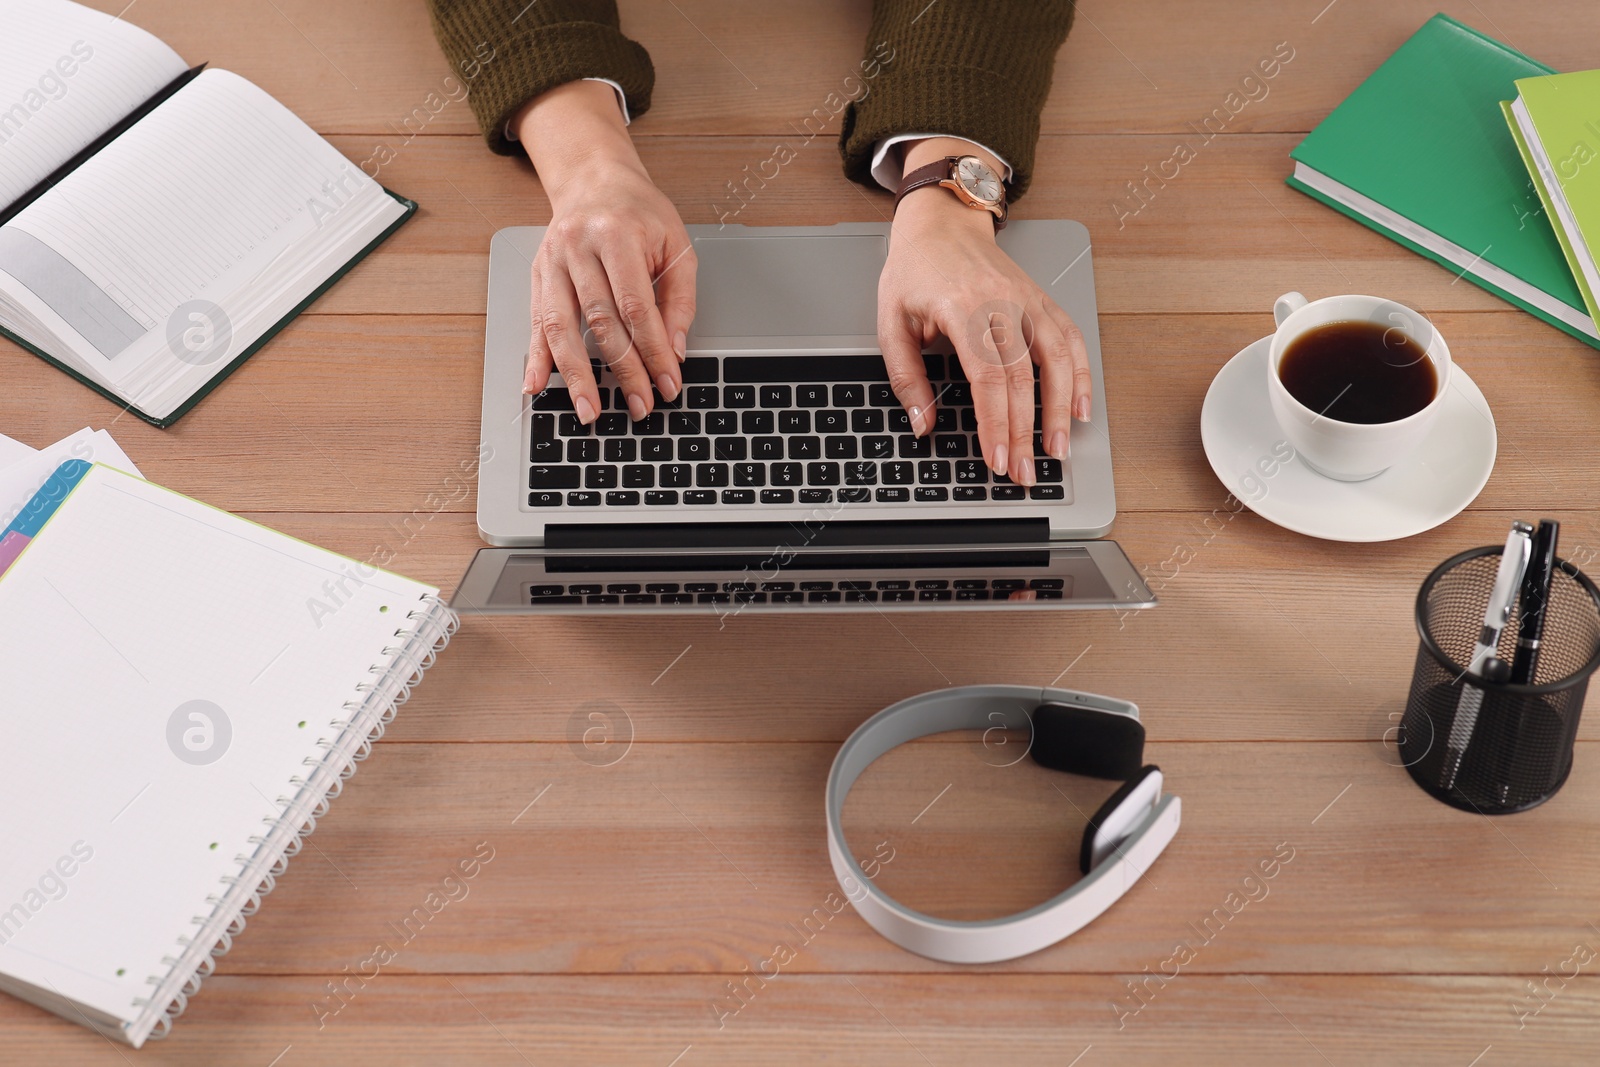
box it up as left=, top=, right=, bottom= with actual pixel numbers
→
left=0, top=0, right=187, bottom=209
left=0, top=68, right=401, bottom=387
left=0, top=464, right=435, bottom=1024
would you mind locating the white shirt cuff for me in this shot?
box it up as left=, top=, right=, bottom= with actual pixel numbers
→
left=505, top=77, right=630, bottom=141
left=869, top=135, right=1014, bottom=191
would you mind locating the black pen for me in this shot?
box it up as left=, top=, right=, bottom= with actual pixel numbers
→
left=1509, top=520, right=1560, bottom=685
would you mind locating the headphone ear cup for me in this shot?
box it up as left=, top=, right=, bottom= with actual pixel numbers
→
left=1031, top=702, right=1145, bottom=779
left=1079, top=765, right=1163, bottom=875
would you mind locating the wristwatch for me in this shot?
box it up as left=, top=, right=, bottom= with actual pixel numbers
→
left=893, top=154, right=1008, bottom=230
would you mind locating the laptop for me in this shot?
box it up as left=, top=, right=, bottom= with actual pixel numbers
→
left=454, top=221, right=1154, bottom=614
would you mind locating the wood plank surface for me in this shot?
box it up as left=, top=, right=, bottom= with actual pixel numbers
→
left=7, top=0, right=1600, bottom=1063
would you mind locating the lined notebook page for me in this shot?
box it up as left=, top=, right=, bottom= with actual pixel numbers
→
left=0, top=464, right=435, bottom=1024
left=0, top=68, right=400, bottom=384
left=0, top=0, right=187, bottom=209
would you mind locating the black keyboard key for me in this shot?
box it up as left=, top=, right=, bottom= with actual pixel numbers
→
left=863, top=435, right=895, bottom=459
left=585, top=466, right=618, bottom=489
left=844, top=589, right=880, bottom=603
left=788, top=436, right=821, bottom=459
left=771, top=463, right=802, bottom=486
left=559, top=413, right=592, bottom=437
left=944, top=382, right=972, bottom=405
left=566, top=438, right=599, bottom=463
left=934, top=408, right=958, bottom=432
left=761, top=581, right=795, bottom=591
left=607, top=583, right=640, bottom=595
left=956, top=589, right=990, bottom=601
left=722, top=489, right=755, bottom=504
left=806, top=461, right=840, bottom=485
left=800, top=580, right=833, bottom=591
left=876, top=580, right=911, bottom=590
left=643, top=438, right=673, bottom=461
left=530, top=594, right=583, bottom=604
left=1030, top=578, right=1065, bottom=590
left=531, top=388, right=570, bottom=410
left=723, top=354, right=889, bottom=383
left=662, top=592, right=694, bottom=604
left=953, top=486, right=987, bottom=501
left=752, top=436, right=784, bottom=460
left=882, top=461, right=914, bottom=485
left=992, top=485, right=1026, bottom=500
left=685, top=582, right=717, bottom=592
left=568, top=491, right=600, bottom=506
left=760, top=489, right=794, bottom=504
left=917, top=460, right=952, bottom=484
left=919, top=590, right=953, bottom=602
left=660, top=463, right=692, bottom=487
left=528, top=491, right=563, bottom=507
left=760, top=385, right=792, bottom=408
left=698, top=592, right=731, bottom=603
left=713, top=437, right=747, bottom=461
left=696, top=463, right=730, bottom=487
left=570, top=584, right=601, bottom=595
left=799, top=488, right=832, bottom=503
left=935, top=435, right=969, bottom=457
left=954, top=580, right=987, bottom=590
left=687, top=386, right=719, bottom=409
left=596, top=412, right=628, bottom=436
left=741, top=410, right=774, bottom=435
left=631, top=412, right=665, bottom=436
left=605, top=490, right=640, bottom=505
left=530, top=465, right=581, bottom=489
left=923, top=353, right=945, bottom=380
left=991, top=579, right=1026, bottom=591
left=779, top=410, right=812, bottom=433
left=851, top=409, right=884, bottom=433
left=669, top=412, right=702, bottom=434
left=808, top=590, right=843, bottom=603
left=797, top=384, right=829, bottom=407
left=622, top=464, right=654, bottom=488
left=531, top=411, right=556, bottom=441
left=915, top=486, right=948, bottom=501
left=646, top=490, right=679, bottom=505
left=825, top=436, right=858, bottom=459
left=646, top=583, right=680, bottom=593
left=624, top=594, right=657, bottom=604
left=1029, top=485, right=1066, bottom=500
left=724, top=385, right=756, bottom=408
left=956, top=460, right=987, bottom=483
left=875, top=487, right=909, bottom=502
left=961, top=408, right=979, bottom=432
left=916, top=579, right=950, bottom=590
left=845, top=461, right=877, bottom=485
left=734, top=463, right=766, bottom=486
left=685, top=490, right=717, bottom=505
left=771, top=590, right=804, bottom=604
left=839, top=487, right=870, bottom=503
left=677, top=437, right=710, bottom=461
left=832, top=384, right=865, bottom=407
left=530, top=438, right=562, bottom=461
left=1036, top=458, right=1064, bottom=483
left=881, top=589, right=916, bottom=603
left=869, top=384, right=895, bottom=406
left=707, top=410, right=738, bottom=435
left=837, top=580, right=871, bottom=591
left=595, top=386, right=611, bottom=410
left=681, top=357, right=719, bottom=382
left=887, top=408, right=912, bottom=432
left=530, top=584, right=564, bottom=597
left=604, top=438, right=637, bottom=463
left=947, top=354, right=966, bottom=380
left=816, top=409, right=847, bottom=433
left=898, top=435, right=931, bottom=458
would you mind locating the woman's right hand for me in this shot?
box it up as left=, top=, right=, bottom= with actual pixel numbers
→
left=516, top=80, right=697, bottom=423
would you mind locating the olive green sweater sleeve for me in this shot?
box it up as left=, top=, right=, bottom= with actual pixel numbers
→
left=839, top=0, right=1075, bottom=200
left=426, top=0, right=653, bottom=155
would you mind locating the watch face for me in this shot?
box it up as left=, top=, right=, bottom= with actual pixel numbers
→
left=955, top=156, right=1003, bottom=205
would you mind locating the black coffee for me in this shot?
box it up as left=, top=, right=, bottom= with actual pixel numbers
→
left=1278, top=319, right=1438, bottom=424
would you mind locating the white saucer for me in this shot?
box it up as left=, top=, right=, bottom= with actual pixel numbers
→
left=1199, top=336, right=1496, bottom=542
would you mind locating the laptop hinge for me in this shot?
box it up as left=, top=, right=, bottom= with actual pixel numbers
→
left=544, top=518, right=1049, bottom=551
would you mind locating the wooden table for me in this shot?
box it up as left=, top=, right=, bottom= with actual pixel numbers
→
left=8, top=1, right=1600, bottom=1063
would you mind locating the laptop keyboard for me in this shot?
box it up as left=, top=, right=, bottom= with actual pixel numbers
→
left=526, top=354, right=1068, bottom=509
left=528, top=576, right=1068, bottom=605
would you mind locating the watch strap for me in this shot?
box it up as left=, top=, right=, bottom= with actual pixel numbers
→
left=892, top=156, right=1007, bottom=230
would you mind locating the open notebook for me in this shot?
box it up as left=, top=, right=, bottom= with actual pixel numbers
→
left=0, top=461, right=457, bottom=1046
left=0, top=0, right=414, bottom=425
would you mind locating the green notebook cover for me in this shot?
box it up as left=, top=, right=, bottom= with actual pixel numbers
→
left=0, top=189, right=415, bottom=428
left=1286, top=13, right=1598, bottom=349
left=1510, top=69, right=1600, bottom=324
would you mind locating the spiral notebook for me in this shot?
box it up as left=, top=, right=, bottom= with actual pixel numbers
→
left=0, top=461, right=457, bottom=1046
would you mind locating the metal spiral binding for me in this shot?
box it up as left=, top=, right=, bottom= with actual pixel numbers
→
left=141, top=594, right=459, bottom=1042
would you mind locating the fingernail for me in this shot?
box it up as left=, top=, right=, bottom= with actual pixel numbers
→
left=627, top=393, right=648, bottom=420
left=1049, top=430, right=1069, bottom=460
left=575, top=395, right=597, bottom=424
left=994, top=443, right=1009, bottom=478
left=909, top=405, right=926, bottom=436
left=1074, top=396, right=1091, bottom=421
left=673, top=331, right=687, bottom=362
left=523, top=384, right=536, bottom=396
left=656, top=374, right=680, bottom=402
left=1015, top=455, right=1036, bottom=487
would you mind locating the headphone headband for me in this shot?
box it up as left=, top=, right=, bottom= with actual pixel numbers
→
left=825, top=684, right=1181, bottom=964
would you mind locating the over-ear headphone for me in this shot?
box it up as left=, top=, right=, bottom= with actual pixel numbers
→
left=825, top=684, right=1181, bottom=964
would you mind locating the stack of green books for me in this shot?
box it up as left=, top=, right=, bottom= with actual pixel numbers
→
left=1288, top=13, right=1600, bottom=350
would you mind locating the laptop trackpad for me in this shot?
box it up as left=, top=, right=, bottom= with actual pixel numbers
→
left=691, top=235, right=886, bottom=337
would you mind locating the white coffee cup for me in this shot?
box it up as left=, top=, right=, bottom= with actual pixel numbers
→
left=1266, top=292, right=1452, bottom=482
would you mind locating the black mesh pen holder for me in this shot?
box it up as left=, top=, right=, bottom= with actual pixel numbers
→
left=1400, top=546, right=1600, bottom=813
